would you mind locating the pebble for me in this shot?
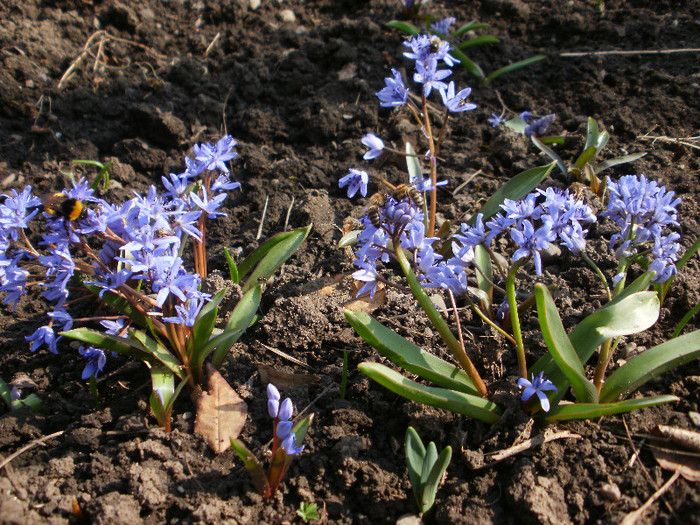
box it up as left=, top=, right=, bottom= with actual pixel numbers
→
left=279, top=9, right=295, bottom=23
left=249, top=0, right=261, bottom=9
left=600, top=482, right=621, bottom=501
left=689, top=411, right=700, bottom=427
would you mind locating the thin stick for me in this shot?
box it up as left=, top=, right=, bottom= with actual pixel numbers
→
left=256, top=195, right=269, bottom=241
left=560, top=48, right=700, bottom=58
left=470, top=429, right=580, bottom=469
left=619, top=471, right=680, bottom=525
left=204, top=32, right=221, bottom=57
left=637, top=132, right=700, bottom=151
left=0, top=431, right=65, bottom=470
left=259, top=342, right=310, bottom=369
left=283, top=196, right=295, bottom=231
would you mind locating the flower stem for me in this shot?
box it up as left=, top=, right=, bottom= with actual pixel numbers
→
left=393, top=237, right=488, bottom=396
left=506, top=260, right=528, bottom=379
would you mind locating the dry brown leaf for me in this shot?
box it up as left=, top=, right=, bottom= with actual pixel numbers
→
left=194, top=364, right=247, bottom=454
left=652, top=448, right=700, bottom=482
left=257, top=364, right=320, bottom=388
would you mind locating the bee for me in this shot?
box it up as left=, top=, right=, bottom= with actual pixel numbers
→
left=365, top=192, right=386, bottom=228
left=429, top=36, right=443, bottom=54
left=394, top=183, right=425, bottom=208
left=41, top=193, right=85, bottom=221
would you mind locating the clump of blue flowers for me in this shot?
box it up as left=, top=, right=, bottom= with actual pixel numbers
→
left=230, top=384, right=313, bottom=499
left=0, top=136, right=240, bottom=404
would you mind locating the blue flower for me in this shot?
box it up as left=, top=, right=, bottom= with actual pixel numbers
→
left=26, top=325, right=58, bottom=354
left=439, top=82, right=477, bottom=113
left=413, top=58, right=451, bottom=97
left=488, top=113, right=505, bottom=128
left=519, top=111, right=532, bottom=121
left=430, top=17, right=455, bottom=35
left=339, top=169, right=369, bottom=199
left=193, top=135, right=237, bottom=173
left=524, top=114, right=556, bottom=138
left=79, top=346, right=107, bottom=380
left=281, top=433, right=305, bottom=455
left=510, top=219, right=556, bottom=275
left=267, top=383, right=281, bottom=418
left=517, top=372, right=557, bottom=412
left=376, top=69, right=409, bottom=108
left=352, top=261, right=381, bottom=300
left=361, top=133, right=384, bottom=160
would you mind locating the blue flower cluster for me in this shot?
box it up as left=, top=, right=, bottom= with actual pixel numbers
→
left=425, top=188, right=596, bottom=296
left=603, top=174, right=681, bottom=284
left=267, top=384, right=304, bottom=455
left=0, top=136, right=240, bottom=379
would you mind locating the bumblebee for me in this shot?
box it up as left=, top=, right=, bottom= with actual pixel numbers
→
left=365, top=192, right=386, bottom=228
left=41, top=193, right=85, bottom=221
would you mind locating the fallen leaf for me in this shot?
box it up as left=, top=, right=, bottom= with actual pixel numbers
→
left=194, top=364, right=248, bottom=454
left=258, top=364, right=320, bottom=388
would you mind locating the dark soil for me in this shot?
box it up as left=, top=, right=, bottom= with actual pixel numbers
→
left=1, top=0, right=699, bottom=524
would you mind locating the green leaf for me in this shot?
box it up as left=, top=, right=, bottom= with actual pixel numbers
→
left=452, top=21, right=490, bottom=38
left=485, top=55, right=545, bottom=84
left=458, top=35, right=499, bottom=50
left=17, top=394, right=42, bottom=413
left=468, top=162, right=555, bottom=225
left=83, top=285, right=151, bottom=328
left=530, top=287, right=659, bottom=402
left=594, top=153, right=647, bottom=175
left=345, top=311, right=479, bottom=395
left=224, top=247, right=239, bottom=284
left=531, top=137, right=568, bottom=178
left=241, top=224, right=311, bottom=293
left=405, top=142, right=423, bottom=184
left=191, top=289, right=227, bottom=358
left=211, top=285, right=262, bottom=368
left=405, top=426, right=426, bottom=507
left=338, top=229, right=360, bottom=249
left=421, top=442, right=437, bottom=487
left=582, top=117, right=599, bottom=152
left=573, top=145, right=598, bottom=170
left=451, top=48, right=485, bottom=79
left=421, top=445, right=452, bottom=513
left=474, top=245, right=493, bottom=308
left=291, top=413, right=314, bottom=446
left=230, top=438, right=270, bottom=496
left=358, top=362, right=501, bottom=423
left=672, top=301, right=700, bottom=338
left=63, top=328, right=184, bottom=378
left=535, top=284, right=598, bottom=403
left=386, top=20, right=420, bottom=35
left=0, top=376, right=12, bottom=409
left=600, top=329, right=700, bottom=403
left=543, top=395, right=679, bottom=421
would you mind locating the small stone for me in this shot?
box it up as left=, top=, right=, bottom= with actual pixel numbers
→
left=396, top=514, right=423, bottom=525
left=600, top=482, right=621, bottom=501
left=279, top=9, right=295, bottom=23
left=249, top=0, right=261, bottom=9
left=688, top=411, right=700, bottom=427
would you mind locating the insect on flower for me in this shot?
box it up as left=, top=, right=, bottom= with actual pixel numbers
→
left=41, top=193, right=86, bottom=222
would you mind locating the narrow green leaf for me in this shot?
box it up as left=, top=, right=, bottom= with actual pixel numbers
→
left=405, top=426, right=426, bottom=507
left=421, top=445, right=452, bottom=513
left=485, top=55, right=545, bottom=84
left=18, top=394, right=42, bottom=413
left=535, top=284, right=598, bottom=403
left=230, top=438, right=270, bottom=496
left=530, top=286, right=659, bottom=402
left=83, top=285, right=150, bottom=328
left=196, top=329, right=244, bottom=371
left=543, top=395, right=679, bottom=421
left=241, top=225, right=311, bottom=293
left=600, top=329, right=700, bottom=402
left=405, top=142, right=423, bottom=184
left=237, top=230, right=294, bottom=279
left=468, top=162, right=555, bottom=225
left=338, top=229, right=360, bottom=248
left=63, top=328, right=184, bottom=378
left=596, top=130, right=610, bottom=151
left=672, top=301, right=700, bottom=338
left=211, top=284, right=262, bottom=368
left=458, top=35, right=499, bottom=50
left=531, top=137, right=568, bottom=178
left=345, top=311, right=479, bottom=395
left=150, top=365, right=175, bottom=405
left=191, top=289, right=227, bottom=356
left=224, top=247, right=239, bottom=284
left=385, top=20, right=420, bottom=35
left=573, top=146, right=598, bottom=170
left=474, top=245, right=493, bottom=308
left=0, top=376, right=12, bottom=408
left=452, top=21, right=490, bottom=38
left=358, top=362, right=501, bottom=423
left=594, top=153, right=646, bottom=175
left=451, top=48, right=485, bottom=79
left=582, top=117, right=599, bottom=152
